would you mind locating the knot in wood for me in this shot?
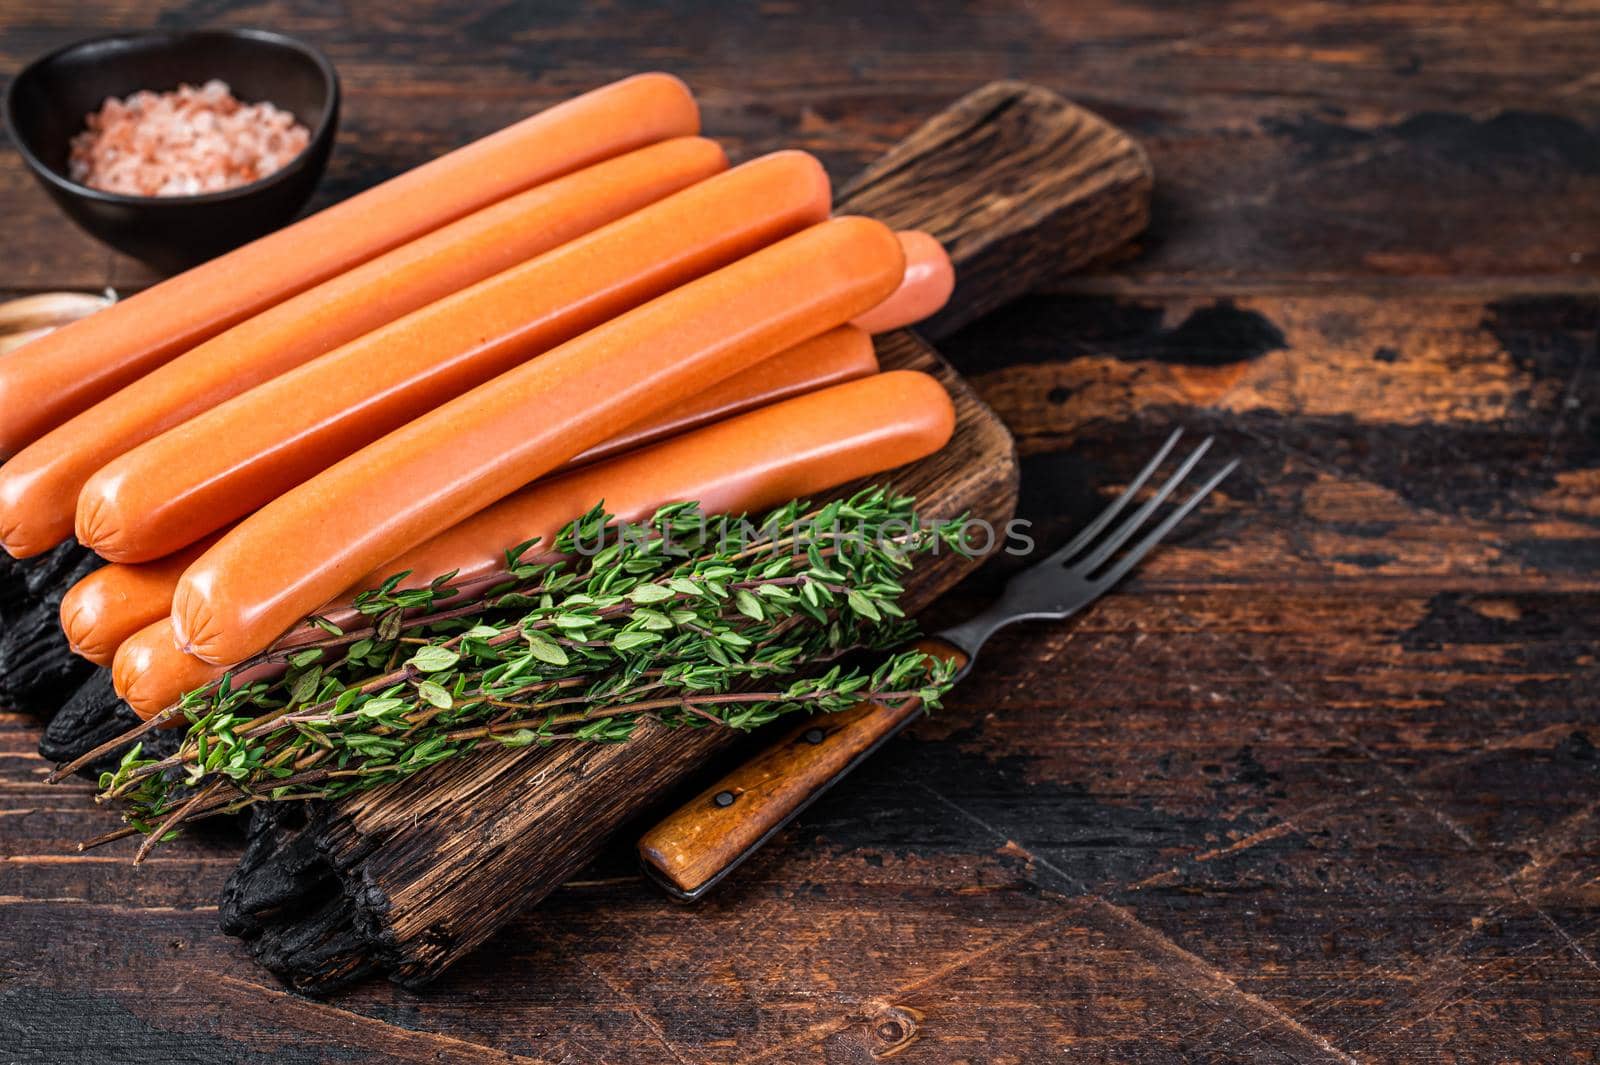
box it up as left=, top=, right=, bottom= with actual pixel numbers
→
left=866, top=1003, right=923, bottom=1057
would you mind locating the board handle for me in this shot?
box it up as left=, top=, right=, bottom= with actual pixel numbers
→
left=638, top=637, right=969, bottom=901
left=835, top=80, right=1151, bottom=339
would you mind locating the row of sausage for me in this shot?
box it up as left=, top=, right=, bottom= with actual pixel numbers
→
left=0, top=73, right=958, bottom=720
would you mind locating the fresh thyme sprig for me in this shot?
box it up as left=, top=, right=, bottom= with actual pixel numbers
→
left=92, top=487, right=968, bottom=857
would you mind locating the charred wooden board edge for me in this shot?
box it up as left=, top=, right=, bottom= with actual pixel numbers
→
left=0, top=532, right=173, bottom=777
left=37, top=671, right=187, bottom=776
left=0, top=540, right=102, bottom=717
left=0, top=533, right=150, bottom=775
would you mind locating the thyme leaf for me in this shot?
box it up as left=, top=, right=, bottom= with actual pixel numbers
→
left=95, top=486, right=968, bottom=855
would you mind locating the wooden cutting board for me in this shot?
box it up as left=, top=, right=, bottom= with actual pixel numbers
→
left=220, top=81, right=1153, bottom=992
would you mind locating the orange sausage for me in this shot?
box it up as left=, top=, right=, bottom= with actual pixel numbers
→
left=171, top=216, right=905, bottom=664
left=59, top=534, right=221, bottom=666
left=113, top=620, right=237, bottom=720
left=851, top=231, right=955, bottom=334
left=373, top=369, right=956, bottom=594
left=79, top=151, right=832, bottom=563
left=0, top=73, right=698, bottom=460
left=59, top=327, right=871, bottom=667
left=567, top=324, right=876, bottom=468
left=118, top=370, right=955, bottom=719
left=0, top=138, right=726, bottom=558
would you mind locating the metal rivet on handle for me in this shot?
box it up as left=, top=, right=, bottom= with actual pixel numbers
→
left=713, top=791, right=736, bottom=808
left=803, top=728, right=825, bottom=745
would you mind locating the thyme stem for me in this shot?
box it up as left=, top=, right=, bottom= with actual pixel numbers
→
left=81, top=489, right=969, bottom=852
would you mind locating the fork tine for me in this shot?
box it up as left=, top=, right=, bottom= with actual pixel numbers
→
left=1072, top=436, right=1214, bottom=573
left=1043, top=428, right=1183, bottom=566
left=1091, top=458, right=1239, bottom=588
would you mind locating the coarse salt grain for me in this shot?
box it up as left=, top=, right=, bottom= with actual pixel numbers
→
left=68, top=79, right=312, bottom=197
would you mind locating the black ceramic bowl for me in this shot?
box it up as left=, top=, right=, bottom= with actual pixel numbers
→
left=4, top=29, right=339, bottom=273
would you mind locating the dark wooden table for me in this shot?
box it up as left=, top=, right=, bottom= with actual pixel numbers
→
left=4, top=2, right=1598, bottom=1061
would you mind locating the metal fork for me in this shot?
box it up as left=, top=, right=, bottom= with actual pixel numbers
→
left=940, top=428, right=1238, bottom=659
left=638, top=429, right=1238, bottom=901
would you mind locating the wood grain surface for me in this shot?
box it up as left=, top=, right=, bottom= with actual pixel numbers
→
left=3, top=1, right=1599, bottom=1062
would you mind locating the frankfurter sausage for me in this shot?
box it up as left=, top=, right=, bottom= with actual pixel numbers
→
left=567, top=324, right=875, bottom=468
left=58, top=327, right=871, bottom=668
left=172, top=216, right=905, bottom=664
left=851, top=231, right=956, bottom=334
left=0, top=138, right=727, bottom=558
left=80, top=151, right=833, bottom=563
left=119, top=369, right=955, bottom=718
left=375, top=369, right=956, bottom=593
left=113, top=620, right=233, bottom=720
left=0, top=73, right=699, bottom=459
left=59, top=535, right=222, bottom=666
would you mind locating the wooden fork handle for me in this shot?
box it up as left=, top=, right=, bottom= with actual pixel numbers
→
left=638, top=637, right=969, bottom=900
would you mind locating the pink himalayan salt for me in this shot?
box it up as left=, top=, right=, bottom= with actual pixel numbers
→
left=68, top=79, right=311, bottom=197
